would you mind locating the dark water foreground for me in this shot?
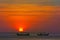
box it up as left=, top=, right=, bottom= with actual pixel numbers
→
left=0, top=38, right=60, bottom=40
left=0, top=32, right=60, bottom=40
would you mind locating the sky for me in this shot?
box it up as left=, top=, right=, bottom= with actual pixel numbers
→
left=0, top=0, right=60, bottom=33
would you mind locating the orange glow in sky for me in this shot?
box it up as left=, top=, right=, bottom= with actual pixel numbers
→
left=0, top=3, right=60, bottom=32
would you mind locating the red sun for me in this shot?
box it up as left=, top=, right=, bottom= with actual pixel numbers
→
left=19, top=27, right=24, bottom=32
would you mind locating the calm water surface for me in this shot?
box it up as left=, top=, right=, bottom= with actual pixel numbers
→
left=0, top=38, right=60, bottom=40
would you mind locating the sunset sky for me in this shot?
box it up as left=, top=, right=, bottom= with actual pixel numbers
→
left=0, top=0, right=60, bottom=33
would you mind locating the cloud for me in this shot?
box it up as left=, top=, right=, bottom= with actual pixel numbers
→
left=0, top=0, right=60, bottom=6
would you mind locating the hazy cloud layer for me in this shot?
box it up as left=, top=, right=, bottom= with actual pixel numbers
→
left=0, top=0, right=60, bottom=6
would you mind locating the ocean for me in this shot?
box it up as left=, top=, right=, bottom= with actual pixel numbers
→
left=0, top=38, right=60, bottom=40
left=0, top=32, right=60, bottom=40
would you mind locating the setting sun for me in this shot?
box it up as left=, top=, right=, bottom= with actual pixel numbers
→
left=19, top=27, right=23, bottom=32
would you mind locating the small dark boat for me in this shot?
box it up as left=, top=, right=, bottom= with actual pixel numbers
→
left=37, top=32, right=49, bottom=36
left=16, top=32, right=30, bottom=36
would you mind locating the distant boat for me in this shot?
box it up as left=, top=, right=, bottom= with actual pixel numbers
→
left=16, top=32, right=30, bottom=36
left=37, top=32, right=49, bottom=36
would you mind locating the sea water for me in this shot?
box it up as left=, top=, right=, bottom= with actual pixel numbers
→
left=0, top=32, right=60, bottom=40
